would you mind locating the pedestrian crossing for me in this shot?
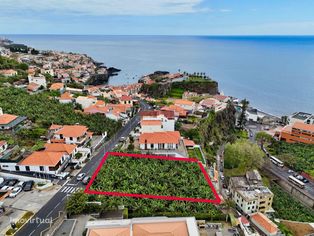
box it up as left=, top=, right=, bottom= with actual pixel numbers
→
left=60, top=186, right=82, bottom=194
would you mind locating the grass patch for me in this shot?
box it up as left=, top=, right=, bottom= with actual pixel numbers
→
left=271, top=183, right=314, bottom=222
left=6, top=211, right=34, bottom=235
left=188, top=147, right=205, bottom=164
left=168, top=87, right=184, bottom=98
left=91, top=154, right=214, bottom=199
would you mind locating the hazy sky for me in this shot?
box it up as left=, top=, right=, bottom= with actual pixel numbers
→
left=1, top=0, right=314, bottom=35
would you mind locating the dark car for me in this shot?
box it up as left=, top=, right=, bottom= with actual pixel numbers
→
left=23, top=181, right=34, bottom=191
left=302, top=178, right=309, bottom=183
left=7, top=179, right=18, bottom=186
left=0, top=179, right=9, bottom=188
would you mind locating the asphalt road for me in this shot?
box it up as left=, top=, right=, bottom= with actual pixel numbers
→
left=16, top=101, right=151, bottom=236
left=264, top=160, right=314, bottom=196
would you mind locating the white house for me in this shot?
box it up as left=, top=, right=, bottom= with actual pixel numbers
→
left=139, top=131, right=181, bottom=150
left=174, top=99, right=196, bottom=113
left=140, top=110, right=175, bottom=133
left=245, top=108, right=265, bottom=123
left=28, top=74, right=47, bottom=88
left=17, top=151, right=70, bottom=175
left=76, top=96, right=97, bottom=109
left=50, top=125, right=93, bottom=147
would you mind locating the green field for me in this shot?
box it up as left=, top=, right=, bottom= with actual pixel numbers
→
left=91, top=154, right=213, bottom=199
left=188, top=147, right=205, bottom=164
left=271, top=183, right=314, bottom=222
left=168, top=87, right=184, bottom=98
left=268, top=141, right=314, bottom=177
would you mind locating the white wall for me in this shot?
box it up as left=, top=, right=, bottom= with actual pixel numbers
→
left=140, top=143, right=177, bottom=150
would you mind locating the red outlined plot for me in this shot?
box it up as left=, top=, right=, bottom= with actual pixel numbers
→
left=84, top=152, right=221, bottom=204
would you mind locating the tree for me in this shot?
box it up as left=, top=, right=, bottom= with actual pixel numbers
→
left=66, top=190, right=88, bottom=216
left=255, top=131, right=274, bottom=146
left=237, top=99, right=249, bottom=128
left=224, top=139, right=264, bottom=171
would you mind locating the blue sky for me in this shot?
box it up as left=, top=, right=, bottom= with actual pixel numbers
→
left=1, top=0, right=314, bottom=35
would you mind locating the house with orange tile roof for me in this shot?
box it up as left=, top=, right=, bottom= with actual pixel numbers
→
left=279, top=122, right=314, bottom=144
left=27, top=82, right=41, bottom=92
left=174, top=99, right=196, bottom=113
left=17, top=151, right=70, bottom=175
left=49, top=82, right=65, bottom=92
left=0, top=69, right=17, bottom=77
left=139, top=131, right=181, bottom=150
left=140, top=110, right=175, bottom=132
left=213, top=94, right=231, bottom=103
left=120, top=95, right=134, bottom=105
left=59, top=92, right=74, bottom=104
left=250, top=212, right=278, bottom=236
left=199, top=97, right=227, bottom=112
left=76, top=96, right=97, bottom=109
left=161, top=104, right=187, bottom=118
left=85, top=217, right=199, bottom=236
left=50, top=125, right=92, bottom=147
left=0, top=108, right=27, bottom=131
left=28, top=74, right=47, bottom=89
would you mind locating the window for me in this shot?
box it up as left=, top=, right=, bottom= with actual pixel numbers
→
left=248, top=207, right=250, bottom=210
left=70, top=137, right=73, bottom=141
left=26, top=166, right=30, bottom=171
left=40, top=166, right=44, bottom=171
left=15, top=166, right=20, bottom=171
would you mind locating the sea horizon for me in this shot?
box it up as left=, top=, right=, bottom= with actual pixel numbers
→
left=3, top=34, right=314, bottom=116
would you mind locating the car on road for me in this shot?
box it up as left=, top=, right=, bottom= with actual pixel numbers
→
left=17, top=181, right=26, bottom=189
left=296, top=175, right=304, bottom=181
left=302, top=178, right=309, bottom=183
left=82, top=176, right=91, bottom=185
left=76, top=173, right=86, bottom=181
left=9, top=187, right=22, bottom=198
left=1, top=186, right=15, bottom=191
left=23, top=181, right=34, bottom=191
left=0, top=177, right=4, bottom=185
left=7, top=179, right=18, bottom=186
left=288, top=169, right=294, bottom=174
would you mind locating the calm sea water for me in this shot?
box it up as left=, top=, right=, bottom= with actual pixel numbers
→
left=4, top=35, right=314, bottom=116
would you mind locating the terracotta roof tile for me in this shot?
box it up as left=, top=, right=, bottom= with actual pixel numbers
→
left=251, top=212, right=277, bottom=234
left=50, top=83, right=64, bottom=90
left=293, top=122, right=314, bottom=133
left=19, top=151, right=65, bottom=167
left=141, top=120, right=162, bottom=126
left=55, top=125, right=88, bottom=138
left=139, top=131, right=180, bottom=144
left=0, top=114, right=18, bottom=125
left=44, top=143, right=76, bottom=155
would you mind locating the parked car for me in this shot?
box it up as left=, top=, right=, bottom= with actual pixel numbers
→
left=82, top=176, right=91, bottom=185
left=17, top=181, right=26, bottom=189
left=0, top=178, right=4, bottom=185
left=0, top=180, right=9, bottom=188
left=9, top=187, right=22, bottom=198
left=288, top=169, right=294, bottom=174
left=302, top=178, right=309, bottom=183
left=7, top=179, right=18, bottom=186
left=23, top=181, right=34, bottom=191
left=1, top=186, right=14, bottom=191
left=76, top=173, right=86, bottom=181
left=296, top=175, right=304, bottom=181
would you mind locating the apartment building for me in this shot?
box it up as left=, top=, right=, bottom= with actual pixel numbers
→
left=279, top=122, right=314, bottom=144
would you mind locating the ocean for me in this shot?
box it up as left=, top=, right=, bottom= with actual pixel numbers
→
left=4, top=35, right=314, bottom=116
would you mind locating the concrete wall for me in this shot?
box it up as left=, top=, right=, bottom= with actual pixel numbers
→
left=277, top=179, right=314, bottom=209
left=0, top=172, right=51, bottom=183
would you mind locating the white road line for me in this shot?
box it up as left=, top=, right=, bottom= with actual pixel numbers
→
left=61, top=186, right=70, bottom=193
left=70, top=188, right=76, bottom=193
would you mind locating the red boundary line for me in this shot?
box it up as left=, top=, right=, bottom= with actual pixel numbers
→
left=84, top=152, right=221, bottom=204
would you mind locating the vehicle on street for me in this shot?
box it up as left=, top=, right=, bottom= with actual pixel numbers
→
left=0, top=180, right=9, bottom=188
left=270, top=156, right=284, bottom=167
left=288, top=175, right=305, bottom=189
left=9, top=187, right=22, bottom=198
left=296, top=175, right=304, bottom=181
left=0, top=177, right=4, bottom=185
left=82, top=176, right=91, bottom=185
left=7, top=179, right=18, bottom=186
left=23, top=181, right=34, bottom=191
left=288, top=169, right=294, bottom=173
left=76, top=173, right=86, bottom=181
left=17, top=181, right=26, bottom=189
left=302, top=178, right=309, bottom=183
left=1, top=186, right=14, bottom=191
